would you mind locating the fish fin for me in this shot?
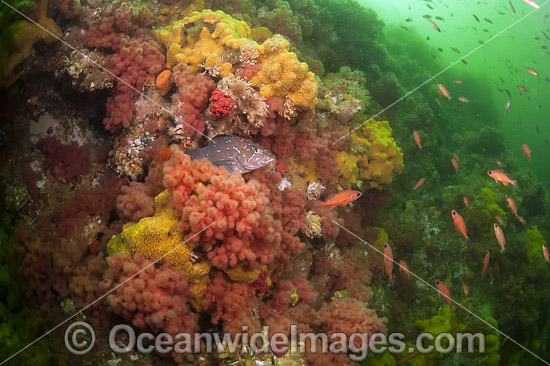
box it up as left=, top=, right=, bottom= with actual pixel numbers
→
left=502, top=181, right=509, bottom=186
left=184, top=149, right=201, bottom=160
left=212, top=160, right=234, bottom=173
left=512, top=180, right=518, bottom=187
left=212, top=134, right=232, bottom=142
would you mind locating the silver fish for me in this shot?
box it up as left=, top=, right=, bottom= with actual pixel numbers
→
left=185, top=134, right=275, bottom=174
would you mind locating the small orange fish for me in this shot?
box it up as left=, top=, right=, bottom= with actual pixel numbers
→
left=413, top=130, right=422, bottom=150
left=517, top=216, right=526, bottom=225
left=495, top=215, right=505, bottom=227
left=321, top=190, right=362, bottom=209
left=522, top=144, right=531, bottom=162
left=454, top=80, right=464, bottom=84
left=506, top=195, right=518, bottom=217
left=494, top=223, right=506, bottom=252
left=451, top=158, right=459, bottom=172
left=453, top=153, right=460, bottom=161
left=458, top=97, right=471, bottom=103
left=496, top=160, right=505, bottom=167
left=543, top=244, right=550, bottom=264
left=522, top=0, right=540, bottom=9
left=452, top=210, right=469, bottom=242
left=482, top=251, right=490, bottom=277
left=399, top=260, right=411, bottom=279
left=438, top=83, right=451, bottom=100
left=384, top=243, right=394, bottom=286
left=435, top=98, right=442, bottom=107
left=462, top=282, right=469, bottom=297
left=463, top=196, right=470, bottom=209
left=487, top=169, right=517, bottom=186
left=426, top=17, right=441, bottom=32
left=435, top=280, right=454, bottom=309
left=413, top=178, right=426, bottom=191
left=525, top=67, right=538, bottom=76
left=516, top=85, right=528, bottom=92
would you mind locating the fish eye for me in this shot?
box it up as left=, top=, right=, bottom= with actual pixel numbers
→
left=452, top=211, right=456, bottom=215
left=435, top=280, right=439, bottom=285
left=488, top=170, right=492, bottom=174
left=494, top=223, right=498, bottom=228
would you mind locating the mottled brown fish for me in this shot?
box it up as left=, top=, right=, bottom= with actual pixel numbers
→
left=451, top=47, right=460, bottom=53
left=473, top=14, right=480, bottom=22
left=185, top=134, right=275, bottom=174
left=484, top=18, right=493, bottom=24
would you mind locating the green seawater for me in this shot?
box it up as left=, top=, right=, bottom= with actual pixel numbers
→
left=362, top=0, right=549, bottom=182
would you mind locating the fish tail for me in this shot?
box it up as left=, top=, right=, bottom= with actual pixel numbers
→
left=512, top=180, right=518, bottom=187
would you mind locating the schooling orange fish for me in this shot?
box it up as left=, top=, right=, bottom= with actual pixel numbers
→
left=451, top=158, right=459, bottom=173
left=522, top=144, right=531, bottom=162
left=463, top=282, right=469, bottom=297
left=399, top=260, right=411, bottom=279
left=543, top=244, right=550, bottom=264
left=482, top=251, right=490, bottom=277
left=384, top=243, right=394, bottom=286
left=413, top=178, right=426, bottom=191
left=458, top=97, right=471, bottom=103
left=426, top=17, right=441, bottom=32
left=438, top=83, right=451, bottom=100
left=452, top=210, right=470, bottom=242
left=506, top=195, right=518, bottom=217
left=321, top=190, right=362, bottom=209
left=487, top=169, right=517, bottom=186
left=435, top=280, right=454, bottom=309
left=494, top=223, right=506, bottom=252
left=413, top=130, right=422, bottom=149
left=463, top=196, right=470, bottom=209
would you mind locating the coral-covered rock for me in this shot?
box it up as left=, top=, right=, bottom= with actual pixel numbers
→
left=37, top=137, right=89, bottom=182
left=170, top=62, right=216, bottom=136
left=105, top=253, right=198, bottom=334
left=204, top=272, right=260, bottom=335
left=156, top=10, right=317, bottom=114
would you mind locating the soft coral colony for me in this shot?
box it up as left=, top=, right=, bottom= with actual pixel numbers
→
left=5, top=0, right=404, bottom=364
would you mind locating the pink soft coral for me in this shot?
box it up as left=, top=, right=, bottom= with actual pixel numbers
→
left=163, top=147, right=303, bottom=270
left=171, top=63, right=216, bottom=136
left=105, top=253, right=198, bottom=335
left=204, top=272, right=260, bottom=335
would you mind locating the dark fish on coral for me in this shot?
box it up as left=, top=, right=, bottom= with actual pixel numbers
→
left=184, top=134, right=275, bottom=174
left=473, top=14, right=480, bottom=22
